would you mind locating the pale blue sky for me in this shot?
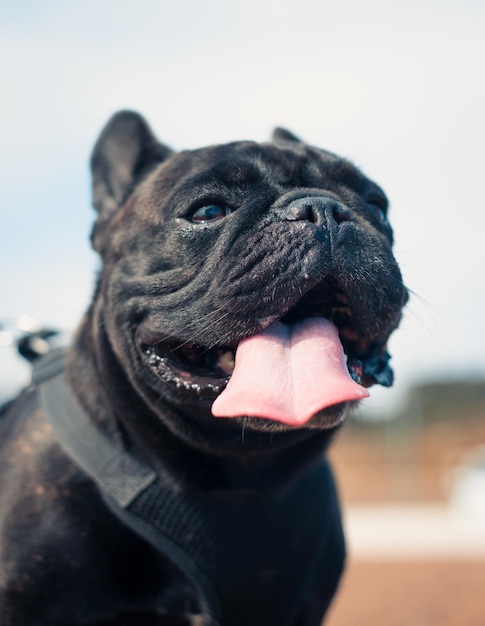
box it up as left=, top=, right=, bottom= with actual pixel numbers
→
left=1, top=0, right=484, bottom=412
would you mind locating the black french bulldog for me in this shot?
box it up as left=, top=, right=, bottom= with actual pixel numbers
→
left=0, top=112, right=407, bottom=626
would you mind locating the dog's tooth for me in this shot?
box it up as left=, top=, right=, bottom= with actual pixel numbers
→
left=218, top=350, right=235, bottom=375
left=347, top=359, right=363, bottom=384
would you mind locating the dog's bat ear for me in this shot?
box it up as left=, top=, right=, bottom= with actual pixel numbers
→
left=90, top=111, right=172, bottom=253
left=272, top=127, right=303, bottom=144
left=91, top=110, right=172, bottom=215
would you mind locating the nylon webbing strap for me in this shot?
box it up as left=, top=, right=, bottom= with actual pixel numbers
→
left=35, top=351, right=156, bottom=507
left=33, top=351, right=220, bottom=623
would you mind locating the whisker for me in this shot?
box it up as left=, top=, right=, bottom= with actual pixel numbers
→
left=241, top=417, right=247, bottom=444
left=171, top=311, right=232, bottom=353
left=148, top=305, right=229, bottom=347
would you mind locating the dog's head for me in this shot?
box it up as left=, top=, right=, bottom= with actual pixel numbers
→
left=87, top=111, right=407, bottom=450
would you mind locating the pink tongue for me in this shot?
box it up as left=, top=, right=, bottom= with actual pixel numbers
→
left=211, top=318, right=369, bottom=426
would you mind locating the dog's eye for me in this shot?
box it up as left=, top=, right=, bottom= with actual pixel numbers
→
left=366, top=195, right=388, bottom=224
left=190, top=204, right=232, bottom=222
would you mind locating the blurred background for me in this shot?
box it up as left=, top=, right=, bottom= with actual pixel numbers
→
left=1, top=1, right=484, bottom=624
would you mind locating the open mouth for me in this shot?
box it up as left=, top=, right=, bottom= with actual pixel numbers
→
left=144, top=340, right=236, bottom=396
left=142, top=280, right=395, bottom=399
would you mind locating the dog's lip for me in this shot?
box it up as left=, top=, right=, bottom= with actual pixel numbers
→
left=139, top=315, right=392, bottom=397
left=140, top=334, right=237, bottom=397
left=138, top=276, right=396, bottom=394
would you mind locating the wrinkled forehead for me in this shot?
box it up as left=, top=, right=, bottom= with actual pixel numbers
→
left=153, top=140, right=369, bottom=196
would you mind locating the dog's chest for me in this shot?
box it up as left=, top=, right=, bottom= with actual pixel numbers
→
left=125, top=460, right=341, bottom=625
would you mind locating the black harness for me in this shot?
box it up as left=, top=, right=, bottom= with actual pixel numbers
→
left=33, top=350, right=344, bottom=626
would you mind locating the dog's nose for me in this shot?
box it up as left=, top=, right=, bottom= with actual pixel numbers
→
left=283, top=196, right=351, bottom=227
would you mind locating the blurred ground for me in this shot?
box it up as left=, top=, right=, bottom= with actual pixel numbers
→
left=324, top=400, right=485, bottom=626
left=327, top=560, right=485, bottom=626
left=325, top=505, right=485, bottom=625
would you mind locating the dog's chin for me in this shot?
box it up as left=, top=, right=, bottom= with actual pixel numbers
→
left=219, top=401, right=354, bottom=433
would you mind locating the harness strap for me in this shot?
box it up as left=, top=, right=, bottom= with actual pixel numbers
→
left=35, top=352, right=156, bottom=507
left=34, top=351, right=220, bottom=623
left=34, top=350, right=344, bottom=626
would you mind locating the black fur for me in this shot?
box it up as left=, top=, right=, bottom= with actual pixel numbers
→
left=0, top=111, right=407, bottom=625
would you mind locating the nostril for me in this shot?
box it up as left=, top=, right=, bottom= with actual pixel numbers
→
left=285, top=200, right=317, bottom=222
left=304, top=204, right=317, bottom=224
left=331, top=203, right=350, bottom=225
